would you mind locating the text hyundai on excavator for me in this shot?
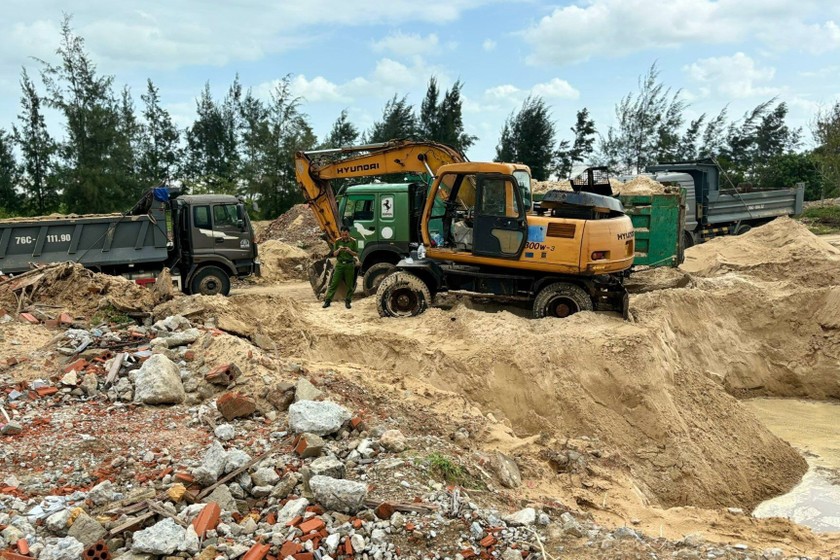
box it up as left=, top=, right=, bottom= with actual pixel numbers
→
left=294, top=140, right=636, bottom=318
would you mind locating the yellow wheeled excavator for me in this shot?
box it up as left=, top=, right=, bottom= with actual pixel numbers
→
left=295, top=140, right=635, bottom=318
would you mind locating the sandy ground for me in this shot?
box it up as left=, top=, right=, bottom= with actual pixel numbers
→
left=3, top=216, right=840, bottom=556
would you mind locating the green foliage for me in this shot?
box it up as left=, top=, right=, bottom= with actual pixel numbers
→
left=799, top=205, right=840, bottom=234
left=0, top=130, right=21, bottom=215
left=495, top=96, right=556, bottom=180
left=91, top=304, right=131, bottom=326
left=139, top=79, right=181, bottom=184
left=555, top=108, right=597, bottom=177
left=600, top=63, right=687, bottom=173
left=320, top=109, right=359, bottom=149
left=425, top=453, right=469, bottom=485
left=366, top=95, right=418, bottom=143
left=812, top=102, right=840, bottom=200
left=756, top=152, right=821, bottom=200
left=419, top=78, right=477, bottom=152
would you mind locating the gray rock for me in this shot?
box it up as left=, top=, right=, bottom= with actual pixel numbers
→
left=614, top=526, right=640, bottom=540
left=325, top=533, right=341, bottom=553
left=1, top=526, right=23, bottom=542
left=214, top=424, right=235, bottom=441
left=251, top=467, right=280, bottom=487
left=205, top=485, right=238, bottom=513
left=503, top=507, right=536, bottom=527
left=178, top=525, right=200, bottom=554
left=379, top=429, right=407, bottom=452
left=294, top=378, right=324, bottom=402
left=40, top=537, right=85, bottom=560
left=224, top=449, right=252, bottom=473
left=501, top=549, right=521, bottom=560
left=350, top=534, right=365, bottom=552
left=309, top=475, right=367, bottom=513
left=67, top=512, right=106, bottom=547
left=250, top=486, right=272, bottom=498
left=45, top=509, right=71, bottom=534
left=288, top=401, right=351, bottom=436
left=150, top=328, right=200, bottom=348
left=492, top=452, right=521, bottom=489
left=310, top=456, right=346, bottom=479
left=1, top=422, right=22, bottom=436
left=192, top=441, right=228, bottom=485
left=561, top=512, right=585, bottom=537
left=132, top=354, right=185, bottom=405
left=276, top=497, right=308, bottom=525
left=271, top=472, right=301, bottom=499
left=131, top=518, right=185, bottom=554
left=88, top=480, right=116, bottom=506
left=81, top=373, right=99, bottom=395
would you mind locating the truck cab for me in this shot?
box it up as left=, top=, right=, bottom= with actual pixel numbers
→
left=173, top=194, right=259, bottom=295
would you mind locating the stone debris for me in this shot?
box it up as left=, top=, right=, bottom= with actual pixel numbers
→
left=131, top=354, right=185, bottom=405
left=287, top=400, right=352, bottom=435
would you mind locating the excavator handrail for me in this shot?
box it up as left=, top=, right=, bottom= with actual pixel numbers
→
left=294, top=140, right=468, bottom=243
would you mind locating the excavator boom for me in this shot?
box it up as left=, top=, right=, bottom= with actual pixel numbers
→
left=295, top=140, right=466, bottom=244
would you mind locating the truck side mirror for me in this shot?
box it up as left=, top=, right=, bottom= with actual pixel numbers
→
left=236, top=219, right=245, bottom=230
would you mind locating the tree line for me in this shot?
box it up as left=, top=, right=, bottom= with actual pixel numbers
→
left=1, top=20, right=839, bottom=221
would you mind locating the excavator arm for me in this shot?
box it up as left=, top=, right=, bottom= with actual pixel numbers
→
left=294, top=140, right=466, bottom=244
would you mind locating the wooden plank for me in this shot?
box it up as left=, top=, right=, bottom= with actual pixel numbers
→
left=108, top=511, right=155, bottom=536
left=105, top=352, right=126, bottom=386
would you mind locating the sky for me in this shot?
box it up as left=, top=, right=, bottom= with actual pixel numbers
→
left=2, top=0, right=840, bottom=162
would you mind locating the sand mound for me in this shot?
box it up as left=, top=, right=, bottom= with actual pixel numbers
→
left=532, top=177, right=625, bottom=196
left=681, top=217, right=840, bottom=285
left=0, top=262, right=157, bottom=318
left=614, top=175, right=667, bottom=195
left=257, top=240, right=311, bottom=282
left=257, top=204, right=327, bottom=256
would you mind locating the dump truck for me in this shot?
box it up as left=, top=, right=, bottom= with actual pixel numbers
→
left=296, top=141, right=636, bottom=318
left=0, top=187, right=259, bottom=295
left=644, top=159, right=805, bottom=248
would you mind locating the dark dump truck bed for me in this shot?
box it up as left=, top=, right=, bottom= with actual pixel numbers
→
left=0, top=209, right=169, bottom=276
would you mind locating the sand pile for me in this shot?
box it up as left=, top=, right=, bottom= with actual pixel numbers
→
left=614, top=175, right=667, bottom=195
left=532, top=177, right=625, bottom=196
left=257, top=204, right=326, bottom=255
left=681, top=216, right=840, bottom=285
left=257, top=240, right=311, bottom=282
left=0, top=262, right=158, bottom=317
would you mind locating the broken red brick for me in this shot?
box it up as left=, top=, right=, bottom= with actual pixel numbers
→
left=173, top=472, right=194, bottom=484
left=63, top=359, right=88, bottom=373
left=374, top=501, right=395, bottom=520
left=343, top=538, right=354, bottom=555
left=298, top=517, right=325, bottom=534
left=82, top=540, right=110, bottom=560
left=241, top=543, right=270, bottom=560
left=15, top=539, right=29, bottom=556
left=264, top=512, right=276, bottom=525
left=205, top=363, right=242, bottom=385
left=184, top=350, right=196, bottom=361
left=59, top=313, right=74, bottom=325
left=216, top=391, right=256, bottom=421
left=44, top=320, right=60, bottom=330
left=19, top=313, right=39, bottom=325
left=1, top=551, right=32, bottom=560
left=405, top=522, right=415, bottom=531
left=305, top=505, right=324, bottom=515
left=291, top=554, right=313, bottom=560
left=350, top=416, right=365, bottom=430
left=191, top=502, right=221, bottom=538
left=34, top=386, right=58, bottom=397
left=351, top=518, right=363, bottom=529
left=479, top=535, right=497, bottom=548
left=278, top=542, right=301, bottom=558
left=461, top=550, right=477, bottom=559
left=284, top=515, right=302, bottom=527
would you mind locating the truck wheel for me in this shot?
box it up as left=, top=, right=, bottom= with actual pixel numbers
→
left=376, top=272, right=432, bottom=317
left=533, top=282, right=593, bottom=319
left=191, top=266, right=230, bottom=296
left=735, top=223, right=752, bottom=235
left=363, top=262, right=396, bottom=297
left=683, top=230, right=695, bottom=249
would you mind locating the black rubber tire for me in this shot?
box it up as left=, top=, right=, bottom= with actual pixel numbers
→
left=683, top=230, right=695, bottom=249
left=363, top=262, right=397, bottom=297
left=190, top=266, right=231, bottom=296
left=533, top=282, right=593, bottom=319
left=376, top=271, right=432, bottom=317
left=735, top=223, right=752, bottom=235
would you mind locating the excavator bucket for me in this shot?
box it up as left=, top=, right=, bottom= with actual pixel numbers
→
left=308, top=257, right=333, bottom=300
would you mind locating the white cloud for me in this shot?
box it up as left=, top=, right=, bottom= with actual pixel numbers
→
left=521, top=0, right=840, bottom=65
left=290, top=75, right=350, bottom=103
left=371, top=32, right=439, bottom=58
left=482, top=39, right=496, bottom=52
left=532, top=78, right=579, bottom=100
left=685, top=52, right=778, bottom=99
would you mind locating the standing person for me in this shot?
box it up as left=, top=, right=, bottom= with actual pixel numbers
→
left=323, top=226, right=358, bottom=309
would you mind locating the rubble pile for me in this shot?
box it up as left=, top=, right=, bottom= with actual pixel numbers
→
left=257, top=205, right=326, bottom=255
left=253, top=241, right=311, bottom=283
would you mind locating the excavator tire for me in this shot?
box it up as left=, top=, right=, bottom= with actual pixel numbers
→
left=376, top=271, right=432, bottom=318
left=533, top=282, right=593, bottom=319
left=363, top=262, right=397, bottom=297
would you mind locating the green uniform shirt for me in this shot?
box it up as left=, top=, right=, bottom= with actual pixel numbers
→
left=333, top=237, right=358, bottom=265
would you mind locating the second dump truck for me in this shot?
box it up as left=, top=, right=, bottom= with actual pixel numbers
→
left=0, top=187, right=260, bottom=295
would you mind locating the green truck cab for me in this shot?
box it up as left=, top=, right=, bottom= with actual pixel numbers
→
left=337, top=181, right=446, bottom=294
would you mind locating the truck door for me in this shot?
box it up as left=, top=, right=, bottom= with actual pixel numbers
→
left=211, top=202, right=251, bottom=263
left=472, top=176, right=527, bottom=258
left=343, top=194, right=377, bottom=251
